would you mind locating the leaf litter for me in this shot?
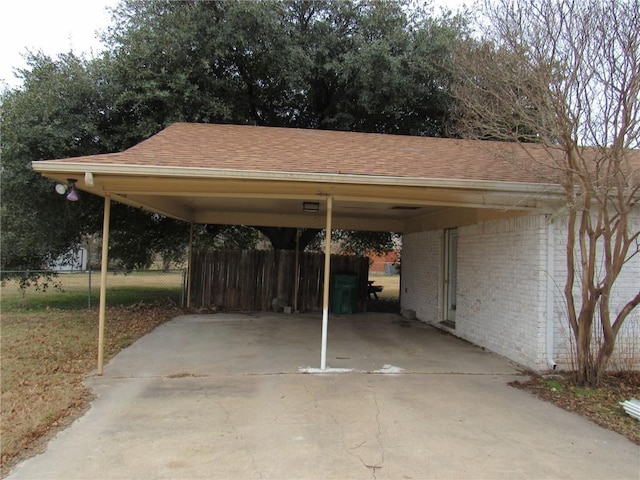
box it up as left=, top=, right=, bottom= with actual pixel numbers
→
left=1, top=302, right=181, bottom=476
left=510, top=372, right=640, bottom=445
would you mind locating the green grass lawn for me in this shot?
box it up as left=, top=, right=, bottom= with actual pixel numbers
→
left=367, top=274, right=399, bottom=298
left=1, top=271, right=184, bottom=312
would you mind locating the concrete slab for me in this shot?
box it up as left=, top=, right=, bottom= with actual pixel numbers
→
left=6, top=313, right=639, bottom=479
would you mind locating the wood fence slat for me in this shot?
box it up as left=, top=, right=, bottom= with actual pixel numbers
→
left=189, top=250, right=369, bottom=312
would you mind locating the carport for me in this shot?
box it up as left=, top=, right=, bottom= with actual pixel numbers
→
left=32, top=123, right=561, bottom=374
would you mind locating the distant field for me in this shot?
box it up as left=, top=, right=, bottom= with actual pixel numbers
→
left=368, top=274, right=399, bottom=298
left=1, top=271, right=185, bottom=312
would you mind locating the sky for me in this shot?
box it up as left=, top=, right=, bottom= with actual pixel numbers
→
left=0, top=0, right=119, bottom=88
left=1, top=0, right=468, bottom=89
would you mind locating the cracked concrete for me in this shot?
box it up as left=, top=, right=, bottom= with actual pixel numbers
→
left=371, top=391, right=384, bottom=476
left=6, top=313, right=639, bottom=479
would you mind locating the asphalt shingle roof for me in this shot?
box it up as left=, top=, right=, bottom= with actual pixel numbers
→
left=43, top=123, right=638, bottom=186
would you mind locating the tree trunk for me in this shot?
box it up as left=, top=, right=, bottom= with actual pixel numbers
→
left=575, top=319, right=593, bottom=386
left=256, top=227, right=320, bottom=251
left=593, top=334, right=616, bottom=386
left=574, top=299, right=597, bottom=386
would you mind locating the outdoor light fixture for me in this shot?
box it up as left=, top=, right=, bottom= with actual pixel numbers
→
left=303, top=202, right=320, bottom=212
left=66, top=183, right=79, bottom=202
left=55, top=178, right=79, bottom=202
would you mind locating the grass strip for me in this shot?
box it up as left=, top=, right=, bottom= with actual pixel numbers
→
left=0, top=304, right=180, bottom=475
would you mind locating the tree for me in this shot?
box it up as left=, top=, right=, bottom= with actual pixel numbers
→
left=331, top=230, right=399, bottom=257
left=0, top=53, right=106, bottom=278
left=0, top=53, right=193, bottom=276
left=450, top=0, right=640, bottom=386
left=104, top=0, right=466, bottom=136
left=254, top=227, right=321, bottom=251
left=199, top=225, right=267, bottom=251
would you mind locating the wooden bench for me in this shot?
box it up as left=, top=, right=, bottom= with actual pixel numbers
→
left=368, top=281, right=384, bottom=299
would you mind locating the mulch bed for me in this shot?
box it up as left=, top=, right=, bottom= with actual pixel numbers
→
left=510, top=371, right=640, bottom=445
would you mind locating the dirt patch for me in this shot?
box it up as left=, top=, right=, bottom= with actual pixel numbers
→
left=510, top=372, right=640, bottom=445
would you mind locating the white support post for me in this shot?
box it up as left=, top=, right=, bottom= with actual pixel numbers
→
left=321, top=197, right=333, bottom=370
left=186, top=223, right=194, bottom=309
left=293, top=229, right=301, bottom=313
left=97, top=194, right=111, bottom=376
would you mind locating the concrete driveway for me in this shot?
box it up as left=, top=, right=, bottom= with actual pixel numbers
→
left=7, top=313, right=639, bottom=479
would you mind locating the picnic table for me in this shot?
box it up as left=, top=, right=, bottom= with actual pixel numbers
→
left=368, top=280, right=384, bottom=299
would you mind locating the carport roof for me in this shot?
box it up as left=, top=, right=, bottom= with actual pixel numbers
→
left=32, top=123, right=566, bottom=232
left=36, top=122, right=563, bottom=183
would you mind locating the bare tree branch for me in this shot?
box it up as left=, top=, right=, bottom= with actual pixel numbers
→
left=450, top=0, right=640, bottom=385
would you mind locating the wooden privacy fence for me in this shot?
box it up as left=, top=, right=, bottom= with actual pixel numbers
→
left=189, top=250, right=369, bottom=312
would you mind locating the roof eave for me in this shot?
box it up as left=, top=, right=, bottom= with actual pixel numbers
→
left=31, top=160, right=565, bottom=196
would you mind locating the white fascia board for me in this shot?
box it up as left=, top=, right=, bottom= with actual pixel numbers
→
left=31, top=161, right=564, bottom=196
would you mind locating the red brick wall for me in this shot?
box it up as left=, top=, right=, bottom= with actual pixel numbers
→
left=369, top=251, right=399, bottom=273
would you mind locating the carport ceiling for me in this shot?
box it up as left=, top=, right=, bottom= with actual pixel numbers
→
left=32, top=123, right=565, bottom=232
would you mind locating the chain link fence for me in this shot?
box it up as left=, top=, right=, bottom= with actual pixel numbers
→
left=1, top=269, right=187, bottom=311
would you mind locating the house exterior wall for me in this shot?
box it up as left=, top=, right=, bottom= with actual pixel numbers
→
left=551, top=209, right=640, bottom=370
left=455, top=216, right=548, bottom=369
left=48, top=248, right=89, bottom=272
left=402, top=209, right=640, bottom=372
left=402, top=215, right=548, bottom=371
left=368, top=251, right=400, bottom=274
left=400, top=230, right=442, bottom=322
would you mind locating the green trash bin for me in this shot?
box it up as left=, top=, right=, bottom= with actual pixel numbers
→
left=330, top=274, right=358, bottom=314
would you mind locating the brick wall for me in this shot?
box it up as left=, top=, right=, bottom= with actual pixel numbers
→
left=402, top=210, right=640, bottom=372
left=369, top=250, right=400, bottom=274
left=402, top=215, right=549, bottom=370
left=456, top=216, right=548, bottom=369
left=401, top=230, right=441, bottom=322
